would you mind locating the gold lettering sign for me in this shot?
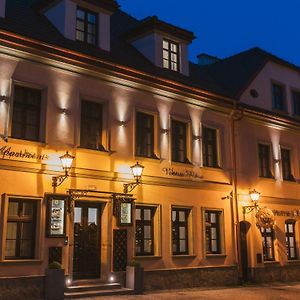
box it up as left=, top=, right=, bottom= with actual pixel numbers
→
left=0, top=145, right=48, bottom=161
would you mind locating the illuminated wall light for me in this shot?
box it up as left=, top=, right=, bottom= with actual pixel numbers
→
left=59, top=108, right=69, bottom=115
left=117, top=120, right=127, bottom=127
left=0, top=95, right=8, bottom=103
left=160, top=128, right=169, bottom=134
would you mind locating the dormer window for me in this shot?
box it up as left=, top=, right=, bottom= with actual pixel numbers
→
left=76, top=7, right=97, bottom=45
left=163, top=39, right=179, bottom=72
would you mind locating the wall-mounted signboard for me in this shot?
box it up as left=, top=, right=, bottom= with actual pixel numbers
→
left=46, top=194, right=67, bottom=237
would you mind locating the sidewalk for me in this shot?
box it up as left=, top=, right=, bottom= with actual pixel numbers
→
left=78, top=282, right=300, bottom=300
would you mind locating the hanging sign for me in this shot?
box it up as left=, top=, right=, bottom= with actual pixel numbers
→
left=255, top=207, right=275, bottom=229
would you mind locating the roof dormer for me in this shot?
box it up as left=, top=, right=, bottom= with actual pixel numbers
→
left=37, top=0, right=119, bottom=51
left=0, top=0, right=6, bottom=18
left=125, top=16, right=195, bottom=76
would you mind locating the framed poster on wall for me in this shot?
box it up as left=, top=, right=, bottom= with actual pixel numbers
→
left=46, top=194, right=67, bottom=237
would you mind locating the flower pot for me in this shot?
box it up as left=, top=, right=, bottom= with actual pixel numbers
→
left=126, top=266, right=144, bottom=294
left=45, top=268, right=65, bottom=300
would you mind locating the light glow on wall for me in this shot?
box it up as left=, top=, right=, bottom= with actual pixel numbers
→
left=268, top=127, right=281, bottom=181
left=156, top=99, right=173, bottom=161
left=189, top=106, right=204, bottom=166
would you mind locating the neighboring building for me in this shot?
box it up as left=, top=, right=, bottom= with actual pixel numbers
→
left=0, top=1, right=299, bottom=299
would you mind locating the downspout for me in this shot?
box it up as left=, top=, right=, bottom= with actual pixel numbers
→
left=230, top=100, right=244, bottom=281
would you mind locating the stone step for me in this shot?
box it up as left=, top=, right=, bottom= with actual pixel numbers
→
left=66, top=282, right=121, bottom=293
left=64, top=287, right=134, bottom=299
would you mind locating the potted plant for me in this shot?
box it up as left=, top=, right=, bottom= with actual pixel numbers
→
left=126, top=259, right=144, bottom=294
left=45, top=261, right=65, bottom=300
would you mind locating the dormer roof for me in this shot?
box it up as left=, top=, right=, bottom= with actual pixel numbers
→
left=35, top=0, right=119, bottom=13
left=124, top=16, right=195, bottom=43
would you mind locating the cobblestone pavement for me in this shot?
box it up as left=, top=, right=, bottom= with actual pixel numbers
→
left=80, top=283, right=300, bottom=300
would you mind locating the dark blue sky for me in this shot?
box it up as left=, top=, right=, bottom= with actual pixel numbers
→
left=118, top=0, right=300, bottom=66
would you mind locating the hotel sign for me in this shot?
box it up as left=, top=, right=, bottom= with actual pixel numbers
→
left=162, top=167, right=203, bottom=180
left=272, top=209, right=300, bottom=218
left=0, top=145, right=48, bottom=161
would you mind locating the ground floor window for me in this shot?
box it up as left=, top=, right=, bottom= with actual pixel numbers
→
left=285, top=220, right=297, bottom=260
left=135, top=206, right=156, bottom=256
left=5, top=198, right=37, bottom=259
left=172, top=207, right=190, bottom=255
left=261, top=227, right=275, bottom=261
left=205, top=210, right=221, bottom=254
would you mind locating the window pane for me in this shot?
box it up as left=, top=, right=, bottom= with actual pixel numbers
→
left=88, top=208, right=97, bottom=225
left=179, top=226, right=186, bottom=239
left=179, top=211, right=186, bottom=222
left=136, top=208, right=141, bottom=220
left=20, top=240, right=33, bottom=257
left=5, top=240, right=16, bottom=257
left=179, top=240, right=186, bottom=252
left=144, top=240, right=152, bottom=253
left=172, top=210, right=176, bottom=222
left=211, top=240, right=217, bottom=252
left=144, top=226, right=151, bottom=239
left=23, top=202, right=34, bottom=216
left=76, top=20, right=84, bottom=31
left=21, top=223, right=34, bottom=239
left=77, top=9, right=84, bottom=19
left=76, top=31, right=84, bottom=41
left=288, top=224, right=294, bottom=232
left=8, top=202, right=18, bottom=216
left=6, top=223, right=17, bottom=239
left=144, top=209, right=151, bottom=221
left=74, top=207, right=82, bottom=224
left=88, top=13, right=96, bottom=23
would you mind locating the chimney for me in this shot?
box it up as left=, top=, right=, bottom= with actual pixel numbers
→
left=0, top=0, right=5, bottom=18
left=197, top=53, right=220, bottom=66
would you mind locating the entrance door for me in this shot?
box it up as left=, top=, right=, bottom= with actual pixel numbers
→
left=73, top=202, right=101, bottom=280
left=240, top=221, right=251, bottom=282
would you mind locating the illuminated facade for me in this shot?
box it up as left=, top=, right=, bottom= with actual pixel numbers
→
left=0, top=1, right=299, bottom=299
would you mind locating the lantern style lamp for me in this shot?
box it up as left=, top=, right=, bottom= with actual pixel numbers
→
left=52, top=151, right=75, bottom=188
left=123, top=162, right=144, bottom=194
left=243, top=189, right=261, bottom=214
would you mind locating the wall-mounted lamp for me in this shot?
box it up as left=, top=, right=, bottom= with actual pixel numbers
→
left=0, top=95, right=8, bottom=103
left=193, top=135, right=201, bottom=141
left=160, top=128, right=169, bottom=134
left=117, top=120, right=127, bottom=127
left=59, top=108, right=69, bottom=115
left=123, top=162, right=144, bottom=194
left=242, top=189, right=260, bottom=214
left=52, top=151, right=75, bottom=188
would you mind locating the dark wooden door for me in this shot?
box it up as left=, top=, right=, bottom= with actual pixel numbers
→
left=73, top=202, right=101, bottom=280
left=240, top=221, right=251, bottom=282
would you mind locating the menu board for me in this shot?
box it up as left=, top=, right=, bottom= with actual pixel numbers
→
left=46, top=195, right=66, bottom=237
left=118, top=201, right=133, bottom=226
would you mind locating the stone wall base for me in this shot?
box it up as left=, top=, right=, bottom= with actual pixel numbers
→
left=144, top=265, right=239, bottom=290
left=0, top=276, right=44, bottom=300
left=250, top=264, right=300, bottom=283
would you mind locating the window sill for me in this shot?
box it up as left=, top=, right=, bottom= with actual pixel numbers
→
left=206, top=254, right=227, bottom=258
left=76, top=147, right=113, bottom=156
left=202, top=166, right=223, bottom=172
left=171, top=160, right=193, bottom=167
left=264, top=260, right=280, bottom=266
left=135, top=155, right=160, bottom=163
left=172, top=255, right=196, bottom=258
left=286, top=259, right=300, bottom=265
left=134, top=255, right=162, bottom=260
left=8, top=137, right=46, bottom=147
left=259, top=176, right=275, bottom=181
left=0, top=259, right=43, bottom=265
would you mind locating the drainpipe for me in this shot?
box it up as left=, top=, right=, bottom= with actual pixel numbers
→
left=230, top=100, right=244, bottom=282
